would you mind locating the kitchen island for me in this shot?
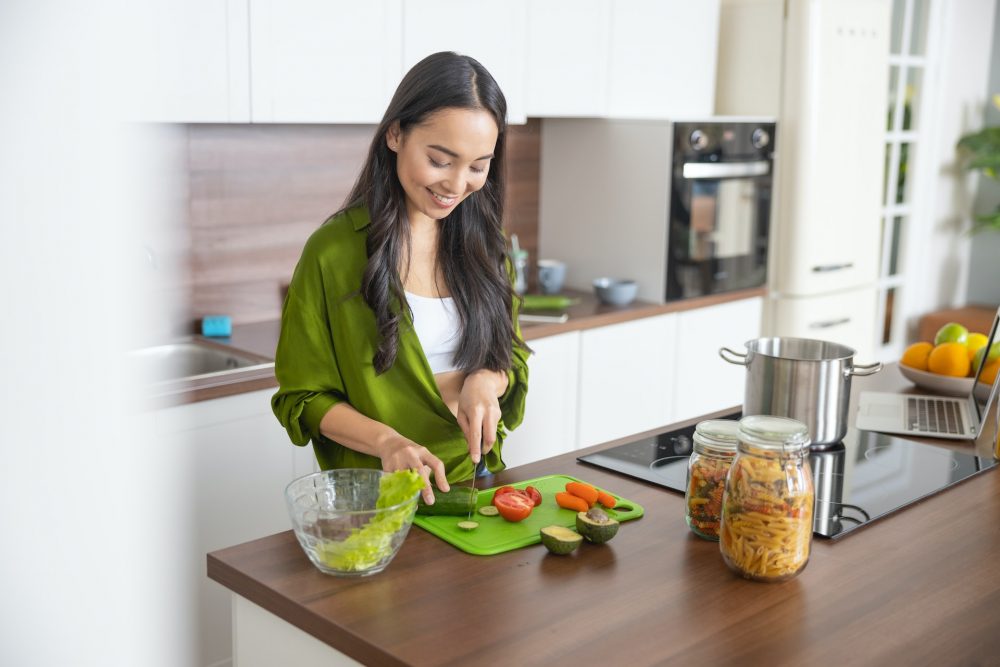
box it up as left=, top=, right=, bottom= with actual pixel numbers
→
left=207, top=366, right=1000, bottom=666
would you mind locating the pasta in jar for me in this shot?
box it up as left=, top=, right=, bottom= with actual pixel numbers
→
left=720, top=415, right=814, bottom=582
left=685, top=419, right=739, bottom=540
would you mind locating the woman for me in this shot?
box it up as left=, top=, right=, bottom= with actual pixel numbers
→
left=272, top=52, right=530, bottom=504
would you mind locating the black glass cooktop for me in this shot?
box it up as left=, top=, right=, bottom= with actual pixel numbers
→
left=578, top=412, right=998, bottom=539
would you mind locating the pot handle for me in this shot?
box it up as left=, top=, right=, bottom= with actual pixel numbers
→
left=848, top=361, right=883, bottom=377
left=719, top=346, right=749, bottom=366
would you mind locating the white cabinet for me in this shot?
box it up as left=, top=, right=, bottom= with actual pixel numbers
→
left=765, top=287, right=878, bottom=361
left=249, top=0, right=402, bottom=123
left=122, top=0, right=250, bottom=122
left=578, top=313, right=678, bottom=447
left=402, top=1, right=527, bottom=124
left=714, top=0, right=784, bottom=117
left=502, top=331, right=581, bottom=468
left=607, top=0, right=721, bottom=119
left=525, top=1, right=611, bottom=117
left=673, top=297, right=763, bottom=420
left=155, top=388, right=314, bottom=667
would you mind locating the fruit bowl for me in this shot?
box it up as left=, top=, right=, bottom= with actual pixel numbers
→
left=898, top=364, right=994, bottom=402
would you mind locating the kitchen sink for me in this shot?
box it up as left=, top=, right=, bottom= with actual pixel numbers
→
left=129, top=338, right=274, bottom=388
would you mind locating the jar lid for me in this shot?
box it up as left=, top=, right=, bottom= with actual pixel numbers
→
left=693, top=419, right=740, bottom=454
left=738, top=415, right=811, bottom=451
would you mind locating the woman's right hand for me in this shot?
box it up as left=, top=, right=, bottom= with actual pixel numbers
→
left=376, top=432, right=450, bottom=505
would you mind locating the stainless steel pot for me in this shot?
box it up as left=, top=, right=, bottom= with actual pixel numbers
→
left=720, top=337, right=882, bottom=446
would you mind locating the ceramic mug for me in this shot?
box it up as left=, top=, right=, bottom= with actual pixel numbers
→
left=537, top=259, right=567, bottom=295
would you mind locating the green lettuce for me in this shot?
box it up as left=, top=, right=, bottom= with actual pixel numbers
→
left=317, top=469, right=423, bottom=572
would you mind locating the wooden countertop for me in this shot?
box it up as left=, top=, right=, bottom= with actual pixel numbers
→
left=174, top=287, right=765, bottom=404
left=207, top=364, right=1000, bottom=666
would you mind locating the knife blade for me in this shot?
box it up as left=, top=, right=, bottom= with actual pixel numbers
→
left=467, top=448, right=485, bottom=521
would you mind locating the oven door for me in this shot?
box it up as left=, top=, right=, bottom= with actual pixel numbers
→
left=667, top=160, right=772, bottom=300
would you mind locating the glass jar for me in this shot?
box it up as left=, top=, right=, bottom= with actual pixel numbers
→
left=684, top=419, right=739, bottom=540
left=720, top=415, right=814, bottom=582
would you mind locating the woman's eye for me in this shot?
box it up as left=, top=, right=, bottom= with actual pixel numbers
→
left=429, top=157, right=447, bottom=168
left=470, top=165, right=486, bottom=174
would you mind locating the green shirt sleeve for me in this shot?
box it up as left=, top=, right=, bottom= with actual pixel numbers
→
left=498, top=293, right=530, bottom=433
left=271, top=282, right=348, bottom=447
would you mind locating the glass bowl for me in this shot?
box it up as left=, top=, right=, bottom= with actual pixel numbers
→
left=284, top=469, right=419, bottom=577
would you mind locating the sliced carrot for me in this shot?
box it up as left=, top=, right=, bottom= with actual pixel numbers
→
left=555, top=492, right=590, bottom=513
left=565, top=482, right=599, bottom=507
left=596, top=490, right=617, bottom=508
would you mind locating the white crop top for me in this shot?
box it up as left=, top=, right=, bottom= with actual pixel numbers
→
left=406, top=291, right=461, bottom=374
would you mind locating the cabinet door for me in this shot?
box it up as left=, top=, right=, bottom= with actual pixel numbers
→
left=501, top=331, right=581, bottom=469
left=525, top=0, right=611, bottom=117
left=249, top=0, right=402, bottom=123
left=607, top=0, right=720, bottom=119
left=403, top=0, right=527, bottom=124
left=673, top=297, right=762, bottom=420
left=156, top=389, right=312, bottom=667
left=715, top=0, right=784, bottom=116
left=578, top=313, right=677, bottom=447
left=764, top=288, right=878, bottom=362
left=123, top=0, right=250, bottom=122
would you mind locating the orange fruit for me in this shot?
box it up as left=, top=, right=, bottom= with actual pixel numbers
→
left=927, top=342, right=971, bottom=377
left=979, top=359, right=999, bottom=386
left=900, top=342, right=933, bottom=371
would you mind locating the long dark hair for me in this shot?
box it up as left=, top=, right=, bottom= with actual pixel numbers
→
left=341, top=51, right=526, bottom=375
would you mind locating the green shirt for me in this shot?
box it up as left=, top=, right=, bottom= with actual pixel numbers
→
left=271, top=206, right=530, bottom=483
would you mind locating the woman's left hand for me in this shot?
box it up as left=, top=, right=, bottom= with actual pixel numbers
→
left=457, top=369, right=509, bottom=463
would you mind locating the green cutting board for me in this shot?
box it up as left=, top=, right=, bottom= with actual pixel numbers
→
left=413, top=474, right=644, bottom=555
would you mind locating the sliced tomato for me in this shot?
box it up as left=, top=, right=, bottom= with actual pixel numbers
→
left=492, top=486, right=531, bottom=507
left=524, top=485, right=543, bottom=507
left=493, top=492, right=534, bottom=522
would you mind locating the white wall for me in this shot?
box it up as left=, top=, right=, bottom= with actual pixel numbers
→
left=966, top=5, right=1000, bottom=307
left=906, top=0, right=998, bottom=329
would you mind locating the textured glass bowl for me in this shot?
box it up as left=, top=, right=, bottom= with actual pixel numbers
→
left=284, top=469, right=418, bottom=577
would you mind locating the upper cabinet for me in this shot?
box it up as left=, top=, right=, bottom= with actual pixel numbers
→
left=607, top=0, right=721, bottom=119
left=403, top=0, right=527, bottom=124
left=525, top=1, right=611, bottom=118
left=130, top=1, right=721, bottom=124
left=123, top=0, right=250, bottom=123
left=249, top=0, right=402, bottom=123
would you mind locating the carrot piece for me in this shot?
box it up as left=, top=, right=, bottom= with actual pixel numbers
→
left=555, top=492, right=590, bottom=513
left=596, top=490, right=617, bottom=508
left=565, top=482, right=599, bottom=507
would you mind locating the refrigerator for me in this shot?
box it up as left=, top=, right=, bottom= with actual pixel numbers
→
left=762, top=0, right=891, bottom=362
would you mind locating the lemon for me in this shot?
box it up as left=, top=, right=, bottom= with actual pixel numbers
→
left=927, top=342, right=971, bottom=377
left=966, top=332, right=988, bottom=360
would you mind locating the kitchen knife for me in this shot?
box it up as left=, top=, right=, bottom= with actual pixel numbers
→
left=467, top=448, right=485, bottom=521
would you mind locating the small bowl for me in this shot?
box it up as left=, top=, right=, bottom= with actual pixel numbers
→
left=284, top=469, right=419, bottom=577
left=593, top=278, right=638, bottom=306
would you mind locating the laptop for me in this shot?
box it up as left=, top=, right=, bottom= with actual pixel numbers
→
left=855, top=305, right=1000, bottom=440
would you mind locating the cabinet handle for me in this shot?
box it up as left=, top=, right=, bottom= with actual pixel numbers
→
left=808, top=318, right=851, bottom=329
left=811, top=262, right=854, bottom=273
left=681, top=161, right=770, bottom=179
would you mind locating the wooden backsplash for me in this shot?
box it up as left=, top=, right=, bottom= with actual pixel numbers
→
left=182, top=119, right=541, bottom=330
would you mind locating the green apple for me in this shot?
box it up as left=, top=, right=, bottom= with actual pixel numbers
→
left=934, top=322, right=969, bottom=346
left=972, top=342, right=1000, bottom=373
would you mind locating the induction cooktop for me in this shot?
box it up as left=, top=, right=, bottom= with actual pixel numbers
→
left=578, top=412, right=998, bottom=539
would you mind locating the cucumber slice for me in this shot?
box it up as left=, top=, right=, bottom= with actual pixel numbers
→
left=457, top=520, right=479, bottom=531
left=478, top=505, right=500, bottom=517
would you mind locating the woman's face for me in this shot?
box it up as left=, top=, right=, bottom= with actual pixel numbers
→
left=387, top=108, right=498, bottom=225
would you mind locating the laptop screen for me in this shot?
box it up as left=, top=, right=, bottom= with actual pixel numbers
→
left=971, top=305, right=1000, bottom=424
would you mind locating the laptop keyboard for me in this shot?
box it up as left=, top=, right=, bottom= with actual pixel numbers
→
left=906, top=397, right=966, bottom=435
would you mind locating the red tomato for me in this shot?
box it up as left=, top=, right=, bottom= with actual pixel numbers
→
left=493, top=492, right=534, bottom=522
left=492, top=486, right=531, bottom=507
left=524, top=485, right=543, bottom=507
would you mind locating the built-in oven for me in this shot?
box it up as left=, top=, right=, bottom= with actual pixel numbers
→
left=537, top=117, right=777, bottom=304
left=667, top=121, right=776, bottom=300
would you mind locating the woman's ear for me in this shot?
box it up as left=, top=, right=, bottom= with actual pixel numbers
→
left=385, top=121, right=401, bottom=152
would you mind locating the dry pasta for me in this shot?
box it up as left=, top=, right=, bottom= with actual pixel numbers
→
left=685, top=453, right=731, bottom=539
left=720, top=452, right=813, bottom=581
